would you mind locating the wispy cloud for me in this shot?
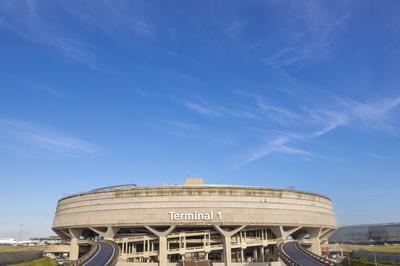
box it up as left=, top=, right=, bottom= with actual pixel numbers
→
left=182, top=101, right=222, bottom=116
left=0, top=0, right=157, bottom=68
left=237, top=91, right=302, bottom=125
left=155, top=120, right=199, bottom=138
left=179, top=92, right=400, bottom=165
left=367, top=153, right=387, bottom=159
left=60, top=0, right=156, bottom=37
left=0, top=119, right=100, bottom=157
left=262, top=1, right=357, bottom=68
left=30, top=81, right=61, bottom=96
left=241, top=134, right=313, bottom=165
left=0, top=0, right=96, bottom=68
left=241, top=95, right=400, bottom=164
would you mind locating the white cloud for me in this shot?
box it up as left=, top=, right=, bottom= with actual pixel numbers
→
left=239, top=94, right=400, bottom=165
left=182, top=101, right=221, bottom=116
left=0, top=119, right=100, bottom=157
left=262, top=1, right=357, bottom=68
left=0, top=0, right=96, bottom=68
left=241, top=134, right=313, bottom=165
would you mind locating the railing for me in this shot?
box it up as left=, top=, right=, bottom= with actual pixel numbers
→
left=295, top=243, right=336, bottom=266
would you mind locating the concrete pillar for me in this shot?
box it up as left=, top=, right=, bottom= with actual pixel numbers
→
left=253, top=248, right=258, bottom=262
left=69, top=237, right=79, bottom=261
left=240, top=248, right=244, bottom=263
left=145, top=225, right=176, bottom=266
left=308, top=228, right=322, bottom=255
left=310, top=238, right=321, bottom=255
left=223, top=236, right=232, bottom=265
left=260, top=246, right=265, bottom=262
left=214, top=225, right=246, bottom=266
left=105, top=226, right=119, bottom=240
left=68, top=229, right=82, bottom=261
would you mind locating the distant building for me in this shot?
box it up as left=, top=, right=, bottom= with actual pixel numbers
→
left=30, top=236, right=64, bottom=245
left=329, top=223, right=400, bottom=244
left=0, top=238, right=16, bottom=245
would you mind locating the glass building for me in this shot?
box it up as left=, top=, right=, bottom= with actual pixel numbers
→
left=329, top=223, right=400, bottom=244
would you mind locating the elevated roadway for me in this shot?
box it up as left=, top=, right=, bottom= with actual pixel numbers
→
left=279, top=241, right=334, bottom=266
left=83, top=241, right=117, bottom=266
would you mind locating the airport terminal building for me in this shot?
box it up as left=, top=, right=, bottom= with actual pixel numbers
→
left=52, top=178, right=337, bottom=266
left=329, top=223, right=400, bottom=244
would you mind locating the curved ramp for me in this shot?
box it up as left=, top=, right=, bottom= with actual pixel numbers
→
left=279, top=242, right=331, bottom=266
left=83, top=241, right=118, bottom=266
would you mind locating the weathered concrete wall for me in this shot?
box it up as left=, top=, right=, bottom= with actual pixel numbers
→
left=53, top=185, right=336, bottom=230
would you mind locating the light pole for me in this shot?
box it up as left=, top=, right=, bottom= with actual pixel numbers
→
left=347, top=252, right=351, bottom=266
left=18, top=224, right=23, bottom=242
left=373, top=250, right=377, bottom=266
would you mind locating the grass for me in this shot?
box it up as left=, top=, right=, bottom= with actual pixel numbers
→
left=340, top=257, right=397, bottom=266
left=0, top=246, right=43, bottom=253
left=340, top=244, right=400, bottom=254
left=7, top=257, right=56, bottom=266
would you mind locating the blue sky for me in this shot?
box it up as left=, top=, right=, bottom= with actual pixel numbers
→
left=1, top=0, right=400, bottom=239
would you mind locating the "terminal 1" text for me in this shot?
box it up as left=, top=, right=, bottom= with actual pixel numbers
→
left=168, top=211, right=222, bottom=221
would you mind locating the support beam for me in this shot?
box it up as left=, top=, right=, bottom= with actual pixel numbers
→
left=214, top=225, right=246, bottom=266
left=68, top=229, right=82, bottom=261
left=308, top=228, right=323, bottom=255
left=145, top=225, right=176, bottom=266
left=282, top=226, right=302, bottom=239
left=88, top=226, right=119, bottom=240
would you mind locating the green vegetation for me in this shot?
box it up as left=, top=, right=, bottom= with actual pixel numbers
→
left=0, top=246, right=43, bottom=253
left=7, top=257, right=56, bottom=266
left=341, top=244, right=400, bottom=254
left=341, top=257, right=397, bottom=266
left=366, top=245, right=400, bottom=253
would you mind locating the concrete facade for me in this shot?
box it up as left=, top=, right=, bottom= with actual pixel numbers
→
left=52, top=179, right=337, bottom=266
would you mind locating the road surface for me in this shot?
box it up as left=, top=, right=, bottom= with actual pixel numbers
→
left=281, top=242, right=325, bottom=266
left=83, top=241, right=116, bottom=266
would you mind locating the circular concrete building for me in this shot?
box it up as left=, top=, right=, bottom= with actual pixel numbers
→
left=53, top=178, right=337, bottom=266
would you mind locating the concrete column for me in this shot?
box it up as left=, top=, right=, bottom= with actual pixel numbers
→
left=260, top=246, right=265, bottom=262
left=145, top=225, right=176, bottom=266
left=214, top=225, right=246, bottom=266
left=105, top=226, right=119, bottom=240
left=308, top=228, right=322, bottom=255
left=223, top=236, right=232, bottom=265
left=69, top=237, right=79, bottom=261
left=68, top=229, right=82, bottom=261
left=310, top=238, right=321, bottom=255
left=253, top=248, right=258, bottom=262
left=240, top=248, right=244, bottom=263
left=89, top=226, right=119, bottom=240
